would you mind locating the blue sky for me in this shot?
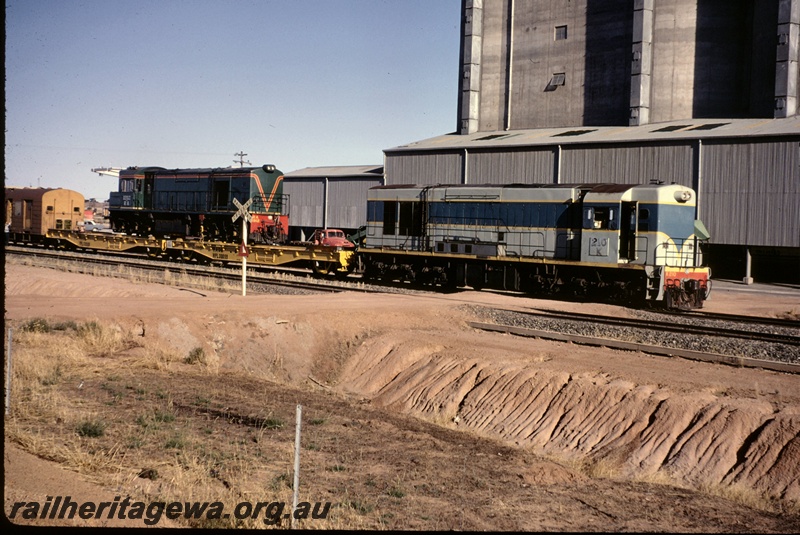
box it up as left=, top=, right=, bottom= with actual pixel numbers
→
left=5, top=0, right=461, bottom=200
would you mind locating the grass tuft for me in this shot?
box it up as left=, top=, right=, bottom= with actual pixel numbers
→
left=76, top=419, right=106, bottom=438
left=184, top=346, right=207, bottom=365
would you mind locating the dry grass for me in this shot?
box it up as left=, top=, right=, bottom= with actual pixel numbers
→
left=4, top=315, right=799, bottom=530
left=536, top=448, right=796, bottom=516
left=2, top=319, right=399, bottom=529
left=698, top=481, right=800, bottom=517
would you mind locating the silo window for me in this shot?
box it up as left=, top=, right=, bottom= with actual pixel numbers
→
left=46, top=206, right=54, bottom=213
left=555, top=25, right=567, bottom=40
left=545, top=73, right=566, bottom=92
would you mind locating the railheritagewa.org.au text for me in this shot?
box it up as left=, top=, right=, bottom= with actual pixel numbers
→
left=8, top=496, right=331, bottom=526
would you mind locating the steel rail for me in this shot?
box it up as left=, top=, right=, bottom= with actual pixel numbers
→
left=524, top=308, right=800, bottom=346
left=6, top=247, right=358, bottom=294
left=666, top=309, right=800, bottom=329
left=467, top=321, right=800, bottom=375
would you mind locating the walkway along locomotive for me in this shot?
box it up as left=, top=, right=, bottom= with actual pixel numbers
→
left=359, top=182, right=711, bottom=309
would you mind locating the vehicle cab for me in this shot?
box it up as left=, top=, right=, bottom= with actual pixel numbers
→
left=310, top=229, right=355, bottom=249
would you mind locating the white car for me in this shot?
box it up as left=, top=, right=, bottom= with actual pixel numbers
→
left=80, top=220, right=109, bottom=232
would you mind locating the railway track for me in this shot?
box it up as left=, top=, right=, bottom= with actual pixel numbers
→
left=6, top=245, right=454, bottom=296
left=6, top=246, right=362, bottom=295
left=523, top=308, right=800, bottom=346
left=667, top=309, right=800, bottom=329
left=467, top=306, right=800, bottom=374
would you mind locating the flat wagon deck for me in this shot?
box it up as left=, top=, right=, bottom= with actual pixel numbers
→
left=44, top=230, right=354, bottom=274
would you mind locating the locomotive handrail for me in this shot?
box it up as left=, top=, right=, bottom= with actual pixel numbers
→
left=655, top=237, right=702, bottom=267
left=127, top=189, right=291, bottom=215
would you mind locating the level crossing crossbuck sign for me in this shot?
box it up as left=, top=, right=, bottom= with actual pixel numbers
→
left=232, top=198, right=253, bottom=296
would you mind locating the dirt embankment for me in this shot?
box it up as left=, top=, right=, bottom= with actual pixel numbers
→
left=5, top=263, right=800, bottom=529
left=337, top=330, right=800, bottom=503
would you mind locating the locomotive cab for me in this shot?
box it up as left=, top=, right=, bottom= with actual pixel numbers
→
left=579, top=183, right=702, bottom=267
left=580, top=183, right=710, bottom=308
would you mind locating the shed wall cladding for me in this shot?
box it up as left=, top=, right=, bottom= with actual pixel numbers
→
left=466, top=148, right=556, bottom=184
left=284, top=180, right=324, bottom=228
left=385, top=152, right=462, bottom=185
left=326, top=179, right=382, bottom=229
left=701, top=139, right=800, bottom=248
left=559, top=143, right=694, bottom=185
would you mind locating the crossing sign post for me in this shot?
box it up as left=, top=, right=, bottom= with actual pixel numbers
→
left=232, top=198, right=253, bottom=296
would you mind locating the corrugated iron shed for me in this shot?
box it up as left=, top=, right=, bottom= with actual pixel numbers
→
left=283, top=166, right=384, bottom=234
left=381, top=119, right=800, bottom=251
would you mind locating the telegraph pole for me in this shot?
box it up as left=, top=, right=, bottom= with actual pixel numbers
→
left=233, top=151, right=251, bottom=167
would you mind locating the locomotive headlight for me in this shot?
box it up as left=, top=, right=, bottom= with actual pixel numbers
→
left=674, top=190, right=692, bottom=203
left=262, top=164, right=276, bottom=173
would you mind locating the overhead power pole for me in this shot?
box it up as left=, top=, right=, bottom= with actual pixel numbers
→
left=234, top=151, right=251, bottom=167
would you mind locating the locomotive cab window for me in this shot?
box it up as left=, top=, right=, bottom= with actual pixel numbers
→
left=398, top=201, right=423, bottom=237
left=592, top=207, right=609, bottom=229
left=212, top=179, right=230, bottom=210
left=638, top=208, right=650, bottom=231
left=382, top=201, right=397, bottom=235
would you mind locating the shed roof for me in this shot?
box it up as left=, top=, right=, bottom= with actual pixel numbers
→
left=285, top=165, right=383, bottom=178
left=5, top=187, right=82, bottom=202
left=385, top=117, right=800, bottom=153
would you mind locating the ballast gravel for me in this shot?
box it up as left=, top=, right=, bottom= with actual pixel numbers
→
left=465, top=305, right=800, bottom=365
